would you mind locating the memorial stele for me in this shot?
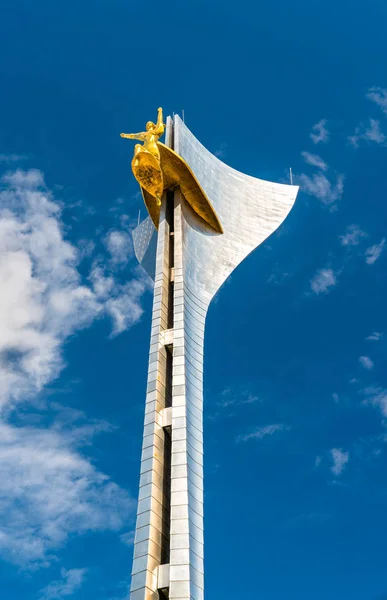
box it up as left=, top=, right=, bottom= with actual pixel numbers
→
left=121, top=108, right=299, bottom=600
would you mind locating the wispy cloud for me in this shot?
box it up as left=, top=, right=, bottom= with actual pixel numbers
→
left=89, top=263, right=150, bottom=336
left=104, top=230, right=133, bottom=266
left=310, top=119, right=329, bottom=144
left=109, top=197, right=126, bottom=215
left=348, top=130, right=361, bottom=148
left=0, top=153, right=29, bottom=163
left=208, top=387, right=260, bottom=421
left=330, top=448, right=349, bottom=476
left=366, top=332, right=383, bottom=341
left=298, top=172, right=344, bottom=208
left=236, top=423, right=288, bottom=443
left=214, top=143, right=227, bottom=159
left=362, top=386, right=387, bottom=417
left=120, top=530, right=135, bottom=547
left=0, top=168, right=141, bottom=570
left=0, top=410, right=133, bottom=567
left=364, top=119, right=386, bottom=143
left=39, top=568, right=87, bottom=600
left=267, top=269, right=291, bottom=285
left=359, top=356, right=374, bottom=370
left=367, top=86, right=387, bottom=116
left=77, top=238, right=96, bottom=259
left=349, top=118, right=386, bottom=147
left=216, top=388, right=259, bottom=409
left=339, top=224, right=367, bottom=246
left=301, top=151, right=328, bottom=171
left=310, top=268, right=337, bottom=294
left=365, top=238, right=385, bottom=264
left=0, top=169, right=150, bottom=406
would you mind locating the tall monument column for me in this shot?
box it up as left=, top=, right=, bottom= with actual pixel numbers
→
left=124, top=112, right=299, bottom=600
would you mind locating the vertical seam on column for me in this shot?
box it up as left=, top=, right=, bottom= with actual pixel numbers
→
left=131, top=189, right=173, bottom=598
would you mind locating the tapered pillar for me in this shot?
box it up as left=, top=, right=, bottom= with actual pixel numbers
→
left=131, top=115, right=299, bottom=600
left=168, top=189, right=204, bottom=599
left=130, top=192, right=173, bottom=599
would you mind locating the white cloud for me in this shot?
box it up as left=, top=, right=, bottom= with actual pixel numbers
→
left=0, top=169, right=144, bottom=570
left=267, top=269, right=290, bottom=285
left=104, top=230, right=133, bottom=266
left=0, top=412, right=133, bottom=567
left=364, top=119, right=386, bottom=144
left=90, top=264, right=150, bottom=336
left=310, top=268, right=337, bottom=294
left=330, top=448, right=349, bottom=476
left=367, top=86, right=387, bottom=116
left=362, top=386, right=387, bottom=417
left=359, top=356, right=374, bottom=370
left=301, top=151, right=328, bottom=171
left=109, top=197, right=126, bottom=215
left=339, top=224, right=367, bottom=246
left=0, top=169, right=149, bottom=406
left=3, top=168, right=45, bottom=187
left=39, top=568, right=87, bottom=600
left=0, top=154, right=29, bottom=163
left=236, top=423, right=288, bottom=443
left=209, top=388, right=260, bottom=422
left=348, top=130, right=360, bottom=147
left=365, top=238, right=385, bottom=264
left=120, top=530, right=135, bottom=547
left=214, top=143, right=227, bottom=159
left=349, top=118, right=386, bottom=147
left=310, top=119, right=329, bottom=144
left=216, top=388, right=259, bottom=409
left=299, top=172, right=344, bottom=207
left=366, top=332, right=383, bottom=341
left=77, top=239, right=95, bottom=259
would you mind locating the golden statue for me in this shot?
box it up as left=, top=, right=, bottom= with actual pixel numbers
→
left=120, top=108, right=223, bottom=234
left=121, top=107, right=165, bottom=206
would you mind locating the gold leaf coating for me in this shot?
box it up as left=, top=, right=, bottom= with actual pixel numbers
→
left=120, top=108, right=223, bottom=234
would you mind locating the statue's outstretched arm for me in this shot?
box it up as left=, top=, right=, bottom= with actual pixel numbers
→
left=154, top=107, right=165, bottom=136
left=120, top=132, right=147, bottom=141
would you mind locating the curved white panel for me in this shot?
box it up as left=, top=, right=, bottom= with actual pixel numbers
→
left=174, top=115, right=298, bottom=305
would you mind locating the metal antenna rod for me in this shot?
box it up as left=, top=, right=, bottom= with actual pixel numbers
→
left=289, top=167, right=293, bottom=185
left=182, top=109, right=185, bottom=122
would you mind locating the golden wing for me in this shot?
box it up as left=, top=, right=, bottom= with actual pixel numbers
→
left=132, top=150, right=164, bottom=204
left=140, top=143, right=223, bottom=235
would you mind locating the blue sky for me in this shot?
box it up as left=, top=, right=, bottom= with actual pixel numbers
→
left=0, top=0, right=387, bottom=598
